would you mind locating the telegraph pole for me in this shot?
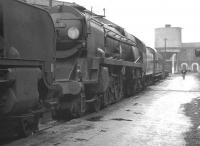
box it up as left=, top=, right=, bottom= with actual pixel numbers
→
left=164, top=38, right=167, bottom=72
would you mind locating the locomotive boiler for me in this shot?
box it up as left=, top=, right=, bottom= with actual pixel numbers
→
left=0, top=0, right=55, bottom=137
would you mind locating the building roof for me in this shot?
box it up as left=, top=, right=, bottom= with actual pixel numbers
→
left=20, top=0, right=77, bottom=7
left=155, top=24, right=182, bottom=30
left=182, top=42, right=200, bottom=48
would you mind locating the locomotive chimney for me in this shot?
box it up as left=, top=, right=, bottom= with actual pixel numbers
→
left=91, top=6, right=93, bottom=13
left=103, top=8, right=106, bottom=17
left=90, top=6, right=93, bottom=17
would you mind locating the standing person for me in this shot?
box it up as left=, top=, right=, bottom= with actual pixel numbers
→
left=181, top=68, right=187, bottom=80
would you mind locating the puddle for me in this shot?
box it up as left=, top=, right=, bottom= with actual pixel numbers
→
left=87, top=116, right=103, bottom=122
left=100, top=129, right=107, bottom=133
left=111, top=118, right=132, bottom=121
left=133, top=103, right=139, bottom=106
left=53, top=142, right=60, bottom=146
left=183, top=97, right=200, bottom=146
left=75, top=138, right=88, bottom=141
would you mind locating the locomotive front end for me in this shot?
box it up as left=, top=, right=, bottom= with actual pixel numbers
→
left=50, top=5, right=86, bottom=60
left=48, top=5, right=89, bottom=119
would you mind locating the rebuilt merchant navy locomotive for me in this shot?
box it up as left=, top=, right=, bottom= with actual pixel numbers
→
left=47, top=4, right=146, bottom=119
left=0, top=0, right=165, bottom=137
left=46, top=3, right=165, bottom=119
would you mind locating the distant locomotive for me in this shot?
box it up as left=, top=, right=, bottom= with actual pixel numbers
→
left=0, top=0, right=166, bottom=138
left=145, top=47, right=165, bottom=83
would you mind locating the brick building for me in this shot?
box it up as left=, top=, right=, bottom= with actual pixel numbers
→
left=155, top=24, right=200, bottom=73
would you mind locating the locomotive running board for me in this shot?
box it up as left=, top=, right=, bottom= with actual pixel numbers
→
left=85, top=98, right=96, bottom=103
left=0, top=58, right=43, bottom=68
left=102, top=58, right=143, bottom=68
left=0, top=79, right=14, bottom=86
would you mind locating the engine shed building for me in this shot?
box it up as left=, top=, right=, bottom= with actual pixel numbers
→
left=155, top=24, right=200, bottom=74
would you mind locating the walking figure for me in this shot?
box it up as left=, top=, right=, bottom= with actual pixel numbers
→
left=181, top=69, right=187, bottom=80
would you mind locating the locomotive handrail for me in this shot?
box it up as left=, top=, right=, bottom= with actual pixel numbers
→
left=56, top=39, right=85, bottom=43
left=58, top=18, right=83, bottom=20
left=102, top=57, right=143, bottom=68
left=104, top=28, right=136, bottom=46
left=134, top=57, right=141, bottom=63
left=0, top=58, right=44, bottom=67
left=89, top=17, right=136, bottom=46
left=105, top=32, right=136, bottom=46
left=87, top=16, right=104, bottom=26
left=88, top=15, right=105, bottom=20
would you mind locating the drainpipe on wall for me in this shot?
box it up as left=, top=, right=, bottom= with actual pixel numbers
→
left=164, top=38, right=167, bottom=72
left=171, top=54, right=176, bottom=74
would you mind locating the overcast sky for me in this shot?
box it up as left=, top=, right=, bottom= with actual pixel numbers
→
left=60, top=0, right=200, bottom=47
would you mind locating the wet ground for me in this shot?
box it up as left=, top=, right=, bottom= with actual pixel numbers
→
left=184, top=94, right=200, bottom=145
left=4, top=73, right=200, bottom=146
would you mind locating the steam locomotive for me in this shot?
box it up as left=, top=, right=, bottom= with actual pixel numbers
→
left=47, top=3, right=165, bottom=118
left=0, top=0, right=165, bottom=137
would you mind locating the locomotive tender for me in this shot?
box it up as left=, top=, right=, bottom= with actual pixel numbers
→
left=0, top=0, right=55, bottom=137
left=0, top=0, right=165, bottom=137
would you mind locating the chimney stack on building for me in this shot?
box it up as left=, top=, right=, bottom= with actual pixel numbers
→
left=165, top=24, right=171, bottom=28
